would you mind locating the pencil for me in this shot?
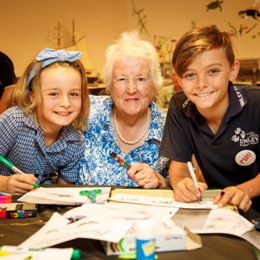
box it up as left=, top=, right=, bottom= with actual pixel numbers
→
left=0, top=155, right=39, bottom=188
left=187, top=161, right=202, bottom=201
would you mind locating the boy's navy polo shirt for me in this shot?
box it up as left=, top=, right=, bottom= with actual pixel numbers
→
left=160, top=83, right=260, bottom=213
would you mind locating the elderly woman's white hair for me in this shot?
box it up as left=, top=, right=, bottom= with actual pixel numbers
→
left=103, top=31, right=163, bottom=95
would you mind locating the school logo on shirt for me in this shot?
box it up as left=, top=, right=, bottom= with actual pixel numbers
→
left=231, top=128, right=259, bottom=146
left=231, top=128, right=258, bottom=166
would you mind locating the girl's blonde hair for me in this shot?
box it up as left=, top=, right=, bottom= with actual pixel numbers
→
left=8, top=58, right=89, bottom=131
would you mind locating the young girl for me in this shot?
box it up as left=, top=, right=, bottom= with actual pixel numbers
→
left=0, top=48, right=90, bottom=194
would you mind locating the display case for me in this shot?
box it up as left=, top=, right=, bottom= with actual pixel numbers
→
left=160, top=62, right=172, bottom=80
left=236, top=59, right=260, bottom=85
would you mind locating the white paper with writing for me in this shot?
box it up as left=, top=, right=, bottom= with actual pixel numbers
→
left=109, top=194, right=219, bottom=209
left=19, top=203, right=178, bottom=248
left=20, top=211, right=134, bottom=247
left=18, top=187, right=111, bottom=205
left=191, top=208, right=254, bottom=236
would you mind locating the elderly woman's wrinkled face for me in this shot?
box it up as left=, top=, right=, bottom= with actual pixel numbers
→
left=111, top=57, right=154, bottom=116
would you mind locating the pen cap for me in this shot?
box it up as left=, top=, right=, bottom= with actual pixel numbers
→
left=71, top=249, right=81, bottom=259
left=135, top=219, right=155, bottom=260
left=135, top=219, right=155, bottom=240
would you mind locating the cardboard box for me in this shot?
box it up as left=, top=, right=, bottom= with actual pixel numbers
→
left=102, top=219, right=189, bottom=255
left=0, top=202, right=37, bottom=219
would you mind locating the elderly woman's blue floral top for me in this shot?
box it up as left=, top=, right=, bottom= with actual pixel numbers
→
left=77, top=95, right=169, bottom=186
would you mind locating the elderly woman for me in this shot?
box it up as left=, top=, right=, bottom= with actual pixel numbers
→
left=78, top=31, right=169, bottom=188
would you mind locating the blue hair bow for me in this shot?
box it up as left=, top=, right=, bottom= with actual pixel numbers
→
left=26, top=48, right=83, bottom=92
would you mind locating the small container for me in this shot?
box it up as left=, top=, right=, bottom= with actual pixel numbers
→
left=135, top=219, right=155, bottom=260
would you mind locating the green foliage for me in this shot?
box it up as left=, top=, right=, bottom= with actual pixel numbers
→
left=132, top=1, right=149, bottom=36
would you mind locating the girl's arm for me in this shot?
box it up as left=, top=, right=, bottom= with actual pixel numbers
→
left=0, top=174, right=37, bottom=194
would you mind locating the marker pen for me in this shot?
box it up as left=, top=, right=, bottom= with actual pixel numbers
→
left=187, top=161, right=202, bottom=201
left=110, top=152, right=132, bottom=171
left=0, top=195, right=12, bottom=203
left=0, top=155, right=39, bottom=188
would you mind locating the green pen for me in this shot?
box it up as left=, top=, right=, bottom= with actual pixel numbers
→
left=0, top=154, right=39, bottom=188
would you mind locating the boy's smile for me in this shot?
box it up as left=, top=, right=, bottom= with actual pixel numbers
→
left=178, top=48, right=240, bottom=117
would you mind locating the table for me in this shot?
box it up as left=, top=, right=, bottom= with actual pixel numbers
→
left=0, top=187, right=259, bottom=260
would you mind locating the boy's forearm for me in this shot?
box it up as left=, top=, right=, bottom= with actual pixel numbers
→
left=237, top=173, right=260, bottom=199
left=169, top=161, right=190, bottom=189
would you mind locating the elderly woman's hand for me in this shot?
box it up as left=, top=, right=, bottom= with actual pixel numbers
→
left=128, top=163, right=167, bottom=188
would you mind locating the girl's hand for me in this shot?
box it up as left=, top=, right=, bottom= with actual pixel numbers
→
left=6, top=174, right=37, bottom=194
left=173, top=177, right=207, bottom=202
left=213, top=186, right=252, bottom=212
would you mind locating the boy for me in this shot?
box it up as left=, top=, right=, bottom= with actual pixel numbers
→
left=160, top=25, right=260, bottom=213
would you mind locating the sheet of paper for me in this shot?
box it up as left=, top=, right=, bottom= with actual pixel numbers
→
left=191, top=208, right=254, bottom=236
left=19, top=202, right=179, bottom=249
left=18, top=187, right=111, bottom=205
left=62, top=202, right=178, bottom=221
left=20, top=211, right=135, bottom=248
left=109, top=193, right=219, bottom=209
left=0, top=246, right=73, bottom=260
left=173, top=207, right=259, bottom=250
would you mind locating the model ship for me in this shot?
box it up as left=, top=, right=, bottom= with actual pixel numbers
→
left=49, top=20, right=100, bottom=84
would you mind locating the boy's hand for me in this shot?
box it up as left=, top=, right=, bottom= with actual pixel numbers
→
left=173, top=177, right=207, bottom=202
left=213, top=187, right=252, bottom=212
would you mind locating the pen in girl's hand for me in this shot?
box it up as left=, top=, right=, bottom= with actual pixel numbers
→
left=187, top=161, right=202, bottom=201
left=0, top=155, right=39, bottom=188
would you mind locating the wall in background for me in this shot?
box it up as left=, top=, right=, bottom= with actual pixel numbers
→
left=1, top=0, right=260, bottom=77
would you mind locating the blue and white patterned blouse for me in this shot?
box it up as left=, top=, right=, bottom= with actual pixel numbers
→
left=77, top=95, right=169, bottom=186
left=0, top=106, right=85, bottom=184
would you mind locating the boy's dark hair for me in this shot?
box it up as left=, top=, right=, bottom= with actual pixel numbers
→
left=172, top=25, right=235, bottom=76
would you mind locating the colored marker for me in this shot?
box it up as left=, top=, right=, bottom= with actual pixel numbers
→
left=187, top=161, right=202, bottom=201
left=110, top=152, right=131, bottom=170
left=0, top=247, right=81, bottom=259
left=0, top=155, right=39, bottom=188
left=0, top=195, right=12, bottom=203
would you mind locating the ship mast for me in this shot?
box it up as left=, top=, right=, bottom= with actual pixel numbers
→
left=72, top=19, right=75, bottom=45
left=57, top=22, right=61, bottom=49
